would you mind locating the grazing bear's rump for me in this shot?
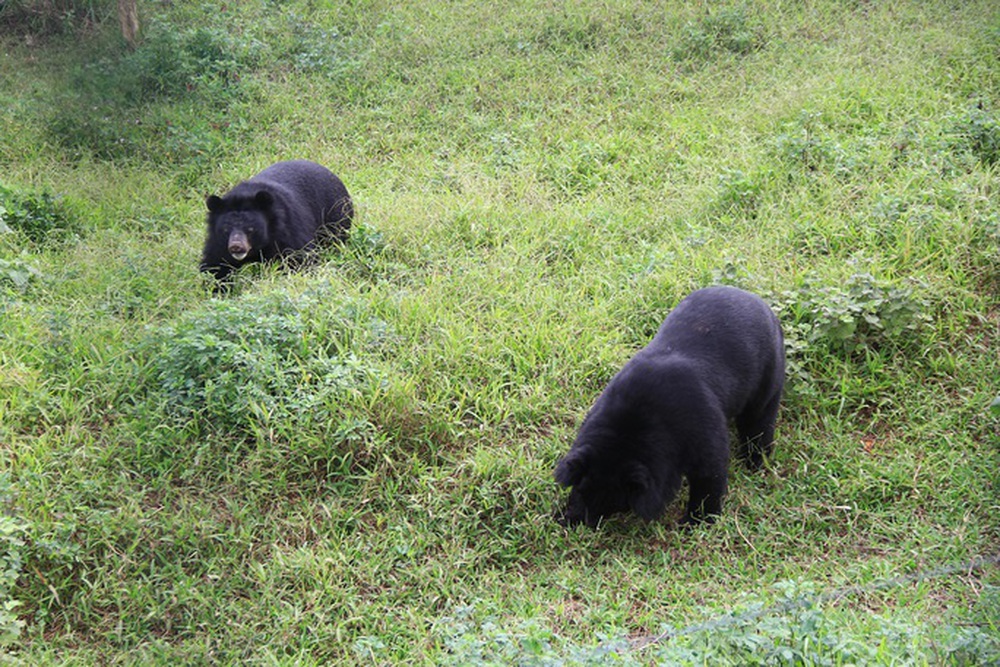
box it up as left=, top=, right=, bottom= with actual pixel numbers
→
left=200, top=160, right=353, bottom=286
left=554, top=285, right=785, bottom=528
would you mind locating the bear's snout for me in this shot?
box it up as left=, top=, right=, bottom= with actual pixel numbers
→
left=228, top=230, right=251, bottom=261
left=558, top=492, right=600, bottom=528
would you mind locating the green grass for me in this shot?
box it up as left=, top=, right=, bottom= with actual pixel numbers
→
left=1, top=0, right=999, bottom=663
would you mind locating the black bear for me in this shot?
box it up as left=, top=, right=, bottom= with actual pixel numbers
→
left=554, top=285, right=785, bottom=528
left=200, top=160, right=353, bottom=286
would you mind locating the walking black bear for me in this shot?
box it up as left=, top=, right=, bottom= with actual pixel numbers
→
left=200, top=160, right=353, bottom=287
left=554, top=286, right=785, bottom=528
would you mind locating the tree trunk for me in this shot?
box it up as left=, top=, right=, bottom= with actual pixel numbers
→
left=118, top=0, right=139, bottom=49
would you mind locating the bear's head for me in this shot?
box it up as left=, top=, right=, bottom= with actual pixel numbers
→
left=554, top=445, right=665, bottom=528
left=206, top=191, right=274, bottom=262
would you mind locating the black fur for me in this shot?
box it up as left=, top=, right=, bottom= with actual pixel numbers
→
left=200, top=160, right=353, bottom=286
left=554, top=286, right=785, bottom=528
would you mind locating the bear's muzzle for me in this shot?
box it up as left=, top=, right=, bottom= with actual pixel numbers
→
left=228, top=230, right=251, bottom=261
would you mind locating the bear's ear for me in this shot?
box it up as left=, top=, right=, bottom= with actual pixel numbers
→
left=624, top=462, right=663, bottom=520
left=554, top=448, right=590, bottom=487
left=253, top=191, right=274, bottom=209
left=206, top=195, right=225, bottom=213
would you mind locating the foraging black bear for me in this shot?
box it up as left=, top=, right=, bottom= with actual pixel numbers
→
left=554, top=285, right=785, bottom=528
left=199, top=160, right=353, bottom=285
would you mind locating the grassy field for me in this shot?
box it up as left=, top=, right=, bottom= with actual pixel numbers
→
left=1, top=0, right=999, bottom=663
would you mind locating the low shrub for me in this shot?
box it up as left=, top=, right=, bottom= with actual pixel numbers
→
left=141, top=289, right=386, bottom=437
left=949, top=104, right=1000, bottom=167
left=0, top=257, right=42, bottom=291
left=420, top=582, right=1000, bottom=665
left=0, top=183, right=79, bottom=244
left=770, top=272, right=930, bottom=356
left=46, top=20, right=259, bottom=163
left=0, top=0, right=113, bottom=35
left=0, top=481, right=26, bottom=649
left=673, top=4, right=765, bottom=61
